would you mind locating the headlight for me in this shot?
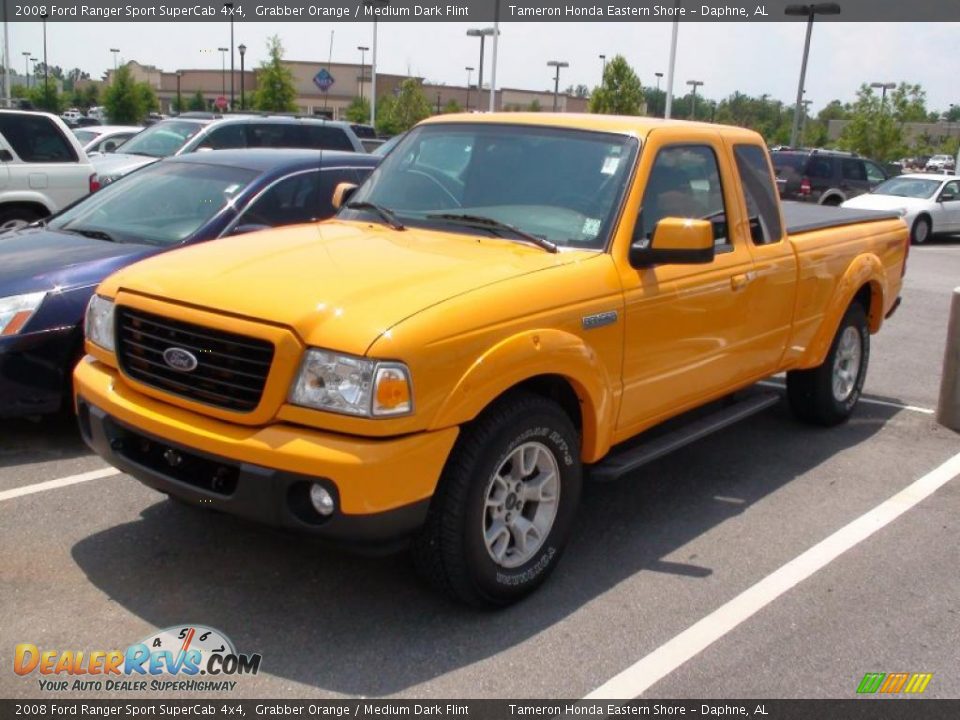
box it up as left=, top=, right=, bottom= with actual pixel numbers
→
left=84, top=295, right=115, bottom=352
left=289, top=349, right=413, bottom=417
left=0, top=291, right=46, bottom=336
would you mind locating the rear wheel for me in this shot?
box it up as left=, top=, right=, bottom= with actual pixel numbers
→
left=0, top=206, right=43, bottom=232
left=412, top=392, right=582, bottom=607
left=911, top=216, right=931, bottom=245
left=787, top=302, right=870, bottom=426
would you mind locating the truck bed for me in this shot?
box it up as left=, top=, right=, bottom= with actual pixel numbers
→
left=782, top=201, right=902, bottom=235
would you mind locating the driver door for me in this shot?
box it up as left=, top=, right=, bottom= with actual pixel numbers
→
left=615, top=130, right=761, bottom=436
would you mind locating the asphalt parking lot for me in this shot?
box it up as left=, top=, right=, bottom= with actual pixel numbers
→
left=2, top=238, right=958, bottom=700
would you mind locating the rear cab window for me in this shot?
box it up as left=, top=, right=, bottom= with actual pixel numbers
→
left=733, top=144, right=784, bottom=244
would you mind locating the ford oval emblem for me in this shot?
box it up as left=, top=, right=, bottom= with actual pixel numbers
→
left=162, top=347, right=199, bottom=372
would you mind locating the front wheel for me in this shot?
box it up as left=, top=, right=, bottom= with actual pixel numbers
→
left=412, top=392, right=582, bottom=607
left=911, top=216, right=931, bottom=245
left=787, top=302, right=870, bottom=426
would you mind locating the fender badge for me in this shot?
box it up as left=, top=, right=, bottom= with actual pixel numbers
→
left=582, top=311, right=619, bottom=330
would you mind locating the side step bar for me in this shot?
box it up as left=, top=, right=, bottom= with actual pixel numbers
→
left=589, top=391, right=781, bottom=482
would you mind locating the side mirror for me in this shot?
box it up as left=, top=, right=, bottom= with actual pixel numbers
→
left=332, top=182, right=359, bottom=210
left=629, top=217, right=715, bottom=268
left=0, top=149, right=12, bottom=162
left=940, top=192, right=956, bottom=202
left=230, top=223, right=271, bottom=236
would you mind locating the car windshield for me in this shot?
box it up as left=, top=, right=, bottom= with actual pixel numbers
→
left=48, top=161, right=256, bottom=246
left=117, top=120, right=204, bottom=158
left=871, top=177, right=941, bottom=199
left=344, top=123, right=637, bottom=250
left=73, top=129, right=98, bottom=144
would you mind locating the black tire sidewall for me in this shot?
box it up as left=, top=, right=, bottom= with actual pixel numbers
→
left=911, top=217, right=930, bottom=245
left=461, top=406, right=581, bottom=605
left=823, top=304, right=870, bottom=417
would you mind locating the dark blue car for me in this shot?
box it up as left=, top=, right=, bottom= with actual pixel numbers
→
left=0, top=148, right=379, bottom=418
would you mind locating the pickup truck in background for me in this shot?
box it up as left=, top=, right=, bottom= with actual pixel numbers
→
left=74, top=114, right=908, bottom=607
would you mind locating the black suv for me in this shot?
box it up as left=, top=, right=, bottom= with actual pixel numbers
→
left=771, top=149, right=888, bottom=205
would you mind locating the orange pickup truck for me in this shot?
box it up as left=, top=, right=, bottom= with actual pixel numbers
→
left=75, top=114, right=908, bottom=606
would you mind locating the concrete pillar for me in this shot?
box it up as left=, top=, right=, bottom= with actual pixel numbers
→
left=937, top=287, right=960, bottom=431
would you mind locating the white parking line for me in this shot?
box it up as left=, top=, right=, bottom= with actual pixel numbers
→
left=0, top=467, right=121, bottom=503
left=586, top=449, right=960, bottom=699
left=756, top=380, right=935, bottom=415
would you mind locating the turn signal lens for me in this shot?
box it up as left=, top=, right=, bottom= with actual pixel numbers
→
left=373, top=365, right=412, bottom=416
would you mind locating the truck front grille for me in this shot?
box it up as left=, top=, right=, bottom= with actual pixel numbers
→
left=116, top=306, right=274, bottom=413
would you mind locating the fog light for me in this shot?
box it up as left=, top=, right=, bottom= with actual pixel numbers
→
left=309, top=483, right=335, bottom=516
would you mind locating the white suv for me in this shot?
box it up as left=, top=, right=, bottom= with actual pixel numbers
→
left=0, top=110, right=98, bottom=230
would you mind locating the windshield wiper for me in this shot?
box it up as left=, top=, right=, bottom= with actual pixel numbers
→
left=426, top=213, right=558, bottom=253
left=345, top=201, right=405, bottom=230
left=64, top=228, right=118, bottom=243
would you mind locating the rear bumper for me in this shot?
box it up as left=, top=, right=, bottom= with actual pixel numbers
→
left=0, top=325, right=78, bottom=418
left=74, top=357, right=459, bottom=543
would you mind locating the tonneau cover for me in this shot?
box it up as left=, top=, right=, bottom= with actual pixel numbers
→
left=782, top=201, right=902, bottom=235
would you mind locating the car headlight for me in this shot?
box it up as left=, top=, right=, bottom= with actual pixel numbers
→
left=84, top=295, right=115, bottom=352
left=289, top=349, right=413, bottom=417
left=0, top=291, right=46, bottom=336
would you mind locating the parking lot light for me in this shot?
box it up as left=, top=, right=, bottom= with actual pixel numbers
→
left=786, top=3, right=842, bottom=147
left=547, top=60, right=569, bottom=112
left=870, top=81, right=896, bottom=109
left=467, top=27, right=497, bottom=111
left=687, top=79, right=704, bottom=120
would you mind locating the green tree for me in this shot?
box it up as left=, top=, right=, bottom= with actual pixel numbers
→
left=344, top=96, right=370, bottom=123
left=388, top=78, right=432, bottom=132
left=565, top=84, right=590, bottom=99
left=102, top=65, right=154, bottom=123
left=528, top=99, right=542, bottom=112
left=443, top=98, right=462, bottom=114
left=945, top=105, right=960, bottom=122
left=253, top=35, right=297, bottom=112
left=837, top=84, right=904, bottom=161
left=188, top=90, right=207, bottom=111
left=29, top=83, right=62, bottom=113
left=11, top=84, right=28, bottom=99
left=589, top=55, right=643, bottom=115
left=374, top=94, right=400, bottom=136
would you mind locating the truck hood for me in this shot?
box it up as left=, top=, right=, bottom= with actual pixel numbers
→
left=103, top=220, right=586, bottom=355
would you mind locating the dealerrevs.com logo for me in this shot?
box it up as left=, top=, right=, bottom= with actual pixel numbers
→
left=14, top=625, right=262, bottom=693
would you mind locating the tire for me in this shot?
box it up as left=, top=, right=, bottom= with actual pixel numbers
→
left=0, top=206, right=43, bottom=232
left=820, top=195, right=843, bottom=207
left=412, top=392, right=582, bottom=608
left=787, top=302, right=870, bottom=426
left=911, top=216, right=931, bottom=245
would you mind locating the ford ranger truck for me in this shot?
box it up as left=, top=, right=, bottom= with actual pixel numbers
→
left=75, top=115, right=908, bottom=607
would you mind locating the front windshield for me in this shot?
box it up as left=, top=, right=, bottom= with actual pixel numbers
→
left=871, top=177, right=941, bottom=199
left=117, top=120, right=204, bottom=158
left=344, top=123, right=637, bottom=250
left=49, top=161, right=256, bottom=246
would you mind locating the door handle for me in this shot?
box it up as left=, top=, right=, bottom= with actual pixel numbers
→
left=730, top=271, right=756, bottom=291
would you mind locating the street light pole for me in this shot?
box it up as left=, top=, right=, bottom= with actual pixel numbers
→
left=489, top=0, right=500, bottom=112
left=800, top=98, right=812, bottom=142
left=218, top=47, right=228, bottom=98
left=870, top=81, right=895, bottom=109
left=547, top=60, right=568, bottom=112
left=599, top=54, right=606, bottom=82
left=467, top=27, right=496, bottom=110
left=365, top=0, right=389, bottom=127
left=224, top=2, right=234, bottom=109
left=786, top=3, right=841, bottom=148
left=357, top=46, right=368, bottom=104
left=176, top=71, right=182, bottom=113
left=110, top=48, right=119, bottom=81
left=665, top=18, right=679, bottom=118
left=22, top=52, right=29, bottom=89
left=654, top=72, right=663, bottom=116
left=687, top=79, right=703, bottom=120
left=41, top=12, right=47, bottom=99
left=238, top=43, right=246, bottom=109
left=465, top=66, right=473, bottom=111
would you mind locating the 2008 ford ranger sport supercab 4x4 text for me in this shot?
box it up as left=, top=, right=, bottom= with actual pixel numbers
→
left=75, top=114, right=908, bottom=607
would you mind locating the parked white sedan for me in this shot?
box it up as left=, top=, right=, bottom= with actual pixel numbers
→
left=841, top=173, right=960, bottom=244
left=71, top=125, right=142, bottom=156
